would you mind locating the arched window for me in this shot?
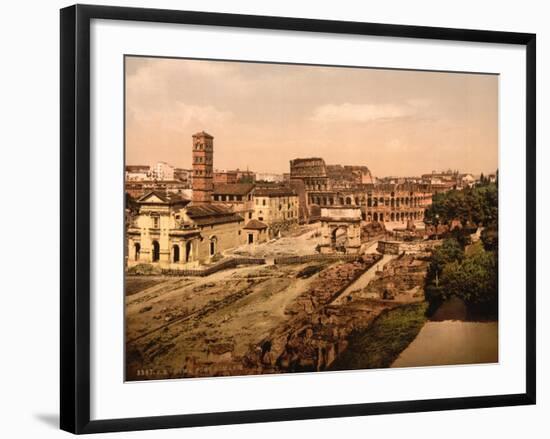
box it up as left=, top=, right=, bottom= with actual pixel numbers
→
left=134, top=243, right=140, bottom=261
left=151, top=240, right=160, bottom=262
left=345, top=197, right=352, bottom=205
left=209, top=237, right=217, bottom=256
left=172, top=245, right=180, bottom=263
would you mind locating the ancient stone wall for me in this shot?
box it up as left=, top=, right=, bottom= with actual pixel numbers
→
left=152, top=257, right=267, bottom=277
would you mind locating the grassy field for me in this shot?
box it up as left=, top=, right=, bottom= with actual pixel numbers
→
left=329, top=302, right=428, bottom=371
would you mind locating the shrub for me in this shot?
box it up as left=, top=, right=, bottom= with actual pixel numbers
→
left=127, top=263, right=162, bottom=275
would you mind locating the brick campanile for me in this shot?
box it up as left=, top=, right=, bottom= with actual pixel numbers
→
left=192, top=131, right=214, bottom=204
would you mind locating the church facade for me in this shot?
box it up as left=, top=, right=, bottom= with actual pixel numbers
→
left=126, top=132, right=248, bottom=269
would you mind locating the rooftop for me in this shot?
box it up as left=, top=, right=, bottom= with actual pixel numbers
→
left=136, top=191, right=190, bottom=205
left=213, top=183, right=255, bottom=196
left=186, top=204, right=243, bottom=226
left=192, top=131, right=214, bottom=139
left=126, top=165, right=150, bottom=171
left=243, top=219, right=268, bottom=230
left=254, top=186, right=296, bottom=197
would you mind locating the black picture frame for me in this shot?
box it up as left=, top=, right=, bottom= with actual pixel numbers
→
left=60, top=4, right=536, bottom=434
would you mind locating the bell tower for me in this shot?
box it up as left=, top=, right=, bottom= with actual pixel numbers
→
left=192, top=131, right=214, bottom=204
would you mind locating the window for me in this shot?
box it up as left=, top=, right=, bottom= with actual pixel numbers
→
left=262, top=199, right=266, bottom=206
left=152, top=216, right=160, bottom=229
left=248, top=212, right=252, bottom=219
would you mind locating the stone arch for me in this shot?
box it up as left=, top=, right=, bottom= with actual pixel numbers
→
left=151, top=240, right=160, bottom=262
left=172, top=244, right=180, bottom=263
left=133, top=242, right=140, bottom=261
left=331, top=226, right=348, bottom=247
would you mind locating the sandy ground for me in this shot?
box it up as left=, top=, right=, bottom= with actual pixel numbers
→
left=227, top=223, right=322, bottom=258
left=125, top=260, right=338, bottom=376
left=391, top=321, right=498, bottom=368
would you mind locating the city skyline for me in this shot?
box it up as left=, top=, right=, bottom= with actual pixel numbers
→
left=125, top=56, right=498, bottom=176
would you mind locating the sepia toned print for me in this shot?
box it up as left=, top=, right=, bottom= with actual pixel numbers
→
left=124, top=56, right=498, bottom=381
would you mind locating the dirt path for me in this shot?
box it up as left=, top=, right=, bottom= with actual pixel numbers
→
left=332, top=253, right=395, bottom=305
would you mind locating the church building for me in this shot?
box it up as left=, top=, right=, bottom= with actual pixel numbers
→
left=126, top=131, right=246, bottom=268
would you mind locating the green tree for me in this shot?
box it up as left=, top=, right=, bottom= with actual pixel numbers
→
left=439, top=245, right=497, bottom=306
left=424, top=238, right=463, bottom=307
left=424, top=182, right=498, bottom=228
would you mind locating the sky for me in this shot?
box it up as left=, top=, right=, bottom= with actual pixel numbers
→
left=125, top=56, right=498, bottom=177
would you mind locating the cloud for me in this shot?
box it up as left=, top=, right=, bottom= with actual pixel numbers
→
left=128, top=102, right=233, bottom=133
left=309, top=100, right=429, bottom=123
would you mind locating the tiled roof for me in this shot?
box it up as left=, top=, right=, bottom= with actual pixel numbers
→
left=243, top=219, right=268, bottom=230
left=213, top=183, right=255, bottom=196
left=191, top=213, right=244, bottom=226
left=254, top=186, right=296, bottom=197
left=186, top=204, right=233, bottom=217
left=136, top=191, right=190, bottom=205
left=186, top=204, right=243, bottom=226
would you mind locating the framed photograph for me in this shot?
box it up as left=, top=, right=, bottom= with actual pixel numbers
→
left=60, top=4, right=536, bottom=434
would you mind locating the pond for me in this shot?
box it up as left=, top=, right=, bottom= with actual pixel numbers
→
left=391, top=297, right=498, bottom=368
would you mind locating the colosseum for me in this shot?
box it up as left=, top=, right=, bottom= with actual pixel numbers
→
left=290, top=157, right=432, bottom=223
